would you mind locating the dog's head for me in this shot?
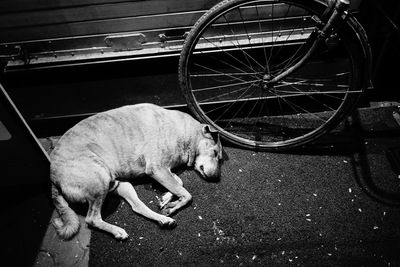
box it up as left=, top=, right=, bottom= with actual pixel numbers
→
left=194, top=125, right=223, bottom=181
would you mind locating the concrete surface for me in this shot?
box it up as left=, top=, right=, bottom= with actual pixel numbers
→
left=34, top=137, right=91, bottom=267
left=34, top=214, right=90, bottom=267
left=33, top=106, right=400, bottom=267
left=88, top=135, right=400, bottom=266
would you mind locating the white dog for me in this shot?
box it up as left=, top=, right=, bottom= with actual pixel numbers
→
left=50, top=103, right=223, bottom=240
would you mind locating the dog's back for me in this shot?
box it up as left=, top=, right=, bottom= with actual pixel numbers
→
left=50, top=103, right=200, bottom=183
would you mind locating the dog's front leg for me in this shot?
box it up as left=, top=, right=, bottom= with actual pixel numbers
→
left=159, top=174, right=183, bottom=209
left=116, top=181, right=177, bottom=228
left=149, top=167, right=192, bottom=216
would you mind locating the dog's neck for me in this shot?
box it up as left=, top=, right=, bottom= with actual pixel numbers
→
left=182, top=138, right=196, bottom=167
left=180, top=124, right=202, bottom=168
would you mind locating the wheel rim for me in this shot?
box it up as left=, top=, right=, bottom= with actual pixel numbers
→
left=181, top=0, right=361, bottom=149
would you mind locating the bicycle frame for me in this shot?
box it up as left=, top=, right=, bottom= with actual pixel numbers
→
left=266, top=0, right=371, bottom=89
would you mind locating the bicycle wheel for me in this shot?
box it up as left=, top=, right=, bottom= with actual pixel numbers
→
left=179, top=0, right=369, bottom=151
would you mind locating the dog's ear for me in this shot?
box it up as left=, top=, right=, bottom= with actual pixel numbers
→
left=202, top=125, right=223, bottom=159
left=201, top=125, right=219, bottom=142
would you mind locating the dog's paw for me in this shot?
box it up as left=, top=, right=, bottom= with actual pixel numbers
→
left=113, top=227, right=129, bottom=240
left=159, top=217, right=177, bottom=229
left=159, top=192, right=174, bottom=209
left=161, top=207, right=173, bottom=216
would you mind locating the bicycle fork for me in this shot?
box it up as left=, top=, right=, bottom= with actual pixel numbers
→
left=264, top=0, right=351, bottom=85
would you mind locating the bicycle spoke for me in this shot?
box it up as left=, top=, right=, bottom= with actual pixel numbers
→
left=286, top=84, right=339, bottom=112
left=191, top=62, right=256, bottom=83
left=213, top=83, right=257, bottom=123
left=191, top=72, right=261, bottom=78
left=199, top=35, right=259, bottom=77
left=268, top=89, right=329, bottom=123
left=269, top=4, right=293, bottom=63
left=222, top=14, right=265, bottom=71
left=254, top=3, right=270, bottom=74
left=279, top=17, right=313, bottom=71
left=192, top=79, right=259, bottom=92
left=199, top=82, right=259, bottom=102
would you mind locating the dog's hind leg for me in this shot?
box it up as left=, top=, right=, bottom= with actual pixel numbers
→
left=85, top=185, right=129, bottom=240
left=159, top=174, right=182, bottom=209
left=86, top=196, right=129, bottom=240
left=116, top=181, right=177, bottom=228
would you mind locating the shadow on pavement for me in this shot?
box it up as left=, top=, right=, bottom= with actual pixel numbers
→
left=0, top=184, right=53, bottom=266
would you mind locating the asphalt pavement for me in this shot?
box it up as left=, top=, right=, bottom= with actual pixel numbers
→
left=89, top=128, right=400, bottom=266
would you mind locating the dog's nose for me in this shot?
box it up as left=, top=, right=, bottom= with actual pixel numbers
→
left=204, top=168, right=221, bottom=182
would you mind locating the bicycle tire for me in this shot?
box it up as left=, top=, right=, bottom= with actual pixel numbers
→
left=179, top=0, right=369, bottom=151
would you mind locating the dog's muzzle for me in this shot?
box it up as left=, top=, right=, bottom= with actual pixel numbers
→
left=199, top=165, right=220, bottom=182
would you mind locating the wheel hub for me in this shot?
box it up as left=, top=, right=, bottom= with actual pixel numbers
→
left=262, top=74, right=272, bottom=90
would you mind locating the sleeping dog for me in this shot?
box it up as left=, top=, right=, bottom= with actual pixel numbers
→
left=50, top=103, right=223, bottom=240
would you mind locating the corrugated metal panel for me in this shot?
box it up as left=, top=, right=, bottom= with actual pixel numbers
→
left=0, top=0, right=220, bottom=41
left=0, top=0, right=220, bottom=69
left=0, top=0, right=311, bottom=70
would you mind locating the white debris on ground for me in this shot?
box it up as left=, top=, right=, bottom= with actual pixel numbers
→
left=212, top=220, right=236, bottom=244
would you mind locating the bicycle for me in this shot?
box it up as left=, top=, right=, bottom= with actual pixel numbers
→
left=179, top=0, right=372, bottom=151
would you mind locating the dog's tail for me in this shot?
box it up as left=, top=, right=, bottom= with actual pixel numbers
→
left=51, top=184, right=80, bottom=240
